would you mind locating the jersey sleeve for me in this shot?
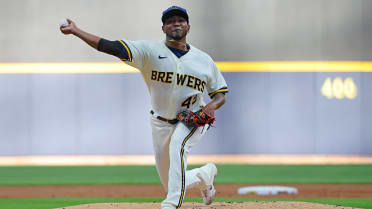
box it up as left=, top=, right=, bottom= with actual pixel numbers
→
left=118, top=40, right=149, bottom=72
left=207, top=62, right=229, bottom=98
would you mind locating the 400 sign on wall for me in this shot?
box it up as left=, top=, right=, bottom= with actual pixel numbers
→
left=321, top=77, right=357, bottom=100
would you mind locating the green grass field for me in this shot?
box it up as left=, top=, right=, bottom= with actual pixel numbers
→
left=0, top=164, right=371, bottom=209
left=1, top=164, right=372, bottom=185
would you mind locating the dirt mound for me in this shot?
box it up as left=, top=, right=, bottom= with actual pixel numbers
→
left=56, top=202, right=359, bottom=209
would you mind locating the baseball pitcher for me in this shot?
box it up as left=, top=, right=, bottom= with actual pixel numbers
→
left=60, top=6, right=228, bottom=209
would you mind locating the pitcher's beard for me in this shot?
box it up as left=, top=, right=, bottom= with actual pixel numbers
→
left=166, top=31, right=188, bottom=50
left=167, top=33, right=184, bottom=41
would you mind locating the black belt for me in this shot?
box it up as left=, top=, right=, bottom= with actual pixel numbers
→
left=150, top=110, right=178, bottom=125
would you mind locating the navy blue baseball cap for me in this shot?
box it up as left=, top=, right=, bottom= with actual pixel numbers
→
left=161, top=6, right=189, bottom=24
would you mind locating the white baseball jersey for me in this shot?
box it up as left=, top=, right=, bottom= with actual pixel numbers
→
left=119, top=40, right=228, bottom=119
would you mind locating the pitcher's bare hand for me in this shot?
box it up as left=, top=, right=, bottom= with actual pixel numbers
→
left=60, top=18, right=77, bottom=35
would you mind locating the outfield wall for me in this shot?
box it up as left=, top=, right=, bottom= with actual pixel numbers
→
left=0, top=66, right=371, bottom=155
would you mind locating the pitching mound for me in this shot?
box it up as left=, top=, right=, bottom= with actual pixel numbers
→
left=56, top=202, right=359, bottom=209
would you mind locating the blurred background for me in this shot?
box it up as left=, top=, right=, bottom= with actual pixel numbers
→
left=1, top=0, right=372, bottom=157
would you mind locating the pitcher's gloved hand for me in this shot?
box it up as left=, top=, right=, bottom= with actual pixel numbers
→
left=177, top=107, right=215, bottom=128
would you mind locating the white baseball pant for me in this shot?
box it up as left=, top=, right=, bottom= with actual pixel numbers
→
left=150, top=115, right=207, bottom=209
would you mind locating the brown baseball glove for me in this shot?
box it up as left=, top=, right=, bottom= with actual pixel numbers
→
left=177, top=107, right=215, bottom=128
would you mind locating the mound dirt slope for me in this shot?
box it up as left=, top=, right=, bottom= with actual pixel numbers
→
left=56, top=202, right=360, bottom=209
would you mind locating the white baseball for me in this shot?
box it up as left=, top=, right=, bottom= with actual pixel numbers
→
left=59, top=19, right=69, bottom=27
